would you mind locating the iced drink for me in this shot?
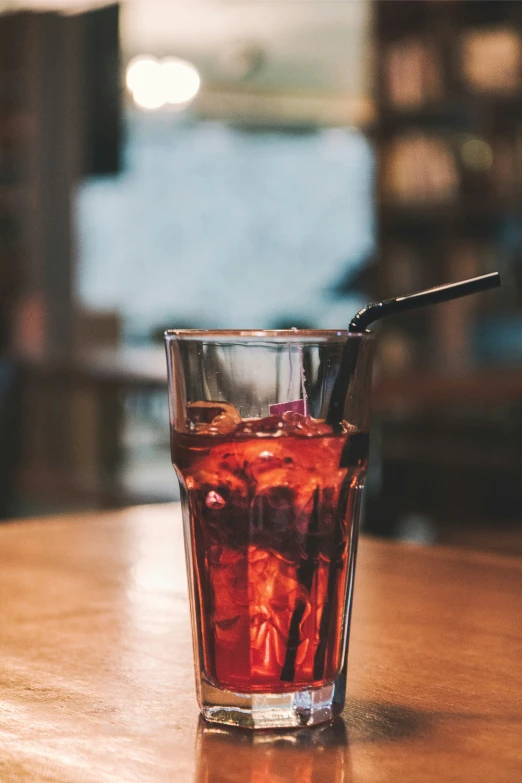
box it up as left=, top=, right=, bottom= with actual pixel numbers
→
left=171, top=401, right=368, bottom=694
left=165, top=329, right=374, bottom=728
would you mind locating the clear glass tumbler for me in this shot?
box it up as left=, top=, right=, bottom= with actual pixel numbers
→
left=165, top=329, right=374, bottom=729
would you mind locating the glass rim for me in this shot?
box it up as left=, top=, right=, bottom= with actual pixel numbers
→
left=164, top=328, right=373, bottom=343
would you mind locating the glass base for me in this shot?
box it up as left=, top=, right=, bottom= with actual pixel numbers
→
left=199, top=674, right=346, bottom=730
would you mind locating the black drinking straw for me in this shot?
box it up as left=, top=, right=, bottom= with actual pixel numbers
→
left=282, top=272, right=501, bottom=685
left=347, top=271, right=501, bottom=333
left=281, top=487, right=321, bottom=683
left=326, top=272, right=501, bottom=430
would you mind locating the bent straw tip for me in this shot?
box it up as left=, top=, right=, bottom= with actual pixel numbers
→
left=348, top=271, right=502, bottom=333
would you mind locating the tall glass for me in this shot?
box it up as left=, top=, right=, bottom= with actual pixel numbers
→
left=165, top=330, right=374, bottom=729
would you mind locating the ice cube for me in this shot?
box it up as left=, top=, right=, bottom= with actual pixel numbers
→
left=211, top=548, right=248, bottom=643
left=244, top=442, right=286, bottom=477
left=189, top=458, right=247, bottom=495
left=282, top=411, right=332, bottom=437
left=186, top=401, right=241, bottom=435
left=248, top=546, right=311, bottom=667
left=238, top=416, right=284, bottom=437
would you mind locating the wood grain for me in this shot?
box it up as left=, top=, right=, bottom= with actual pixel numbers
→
left=0, top=504, right=521, bottom=782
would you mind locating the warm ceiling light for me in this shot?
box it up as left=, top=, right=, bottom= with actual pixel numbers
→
left=126, top=55, right=164, bottom=110
left=126, top=55, right=159, bottom=94
left=126, top=55, right=201, bottom=112
left=161, top=57, right=201, bottom=107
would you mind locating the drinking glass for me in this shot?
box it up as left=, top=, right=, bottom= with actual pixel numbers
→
left=165, top=329, right=374, bottom=729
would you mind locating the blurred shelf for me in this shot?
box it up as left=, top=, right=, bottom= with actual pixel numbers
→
left=20, top=347, right=167, bottom=388
left=375, top=103, right=468, bottom=132
left=380, top=428, right=520, bottom=473
left=380, top=202, right=515, bottom=233
left=382, top=201, right=480, bottom=222
left=196, top=85, right=376, bottom=129
left=0, top=184, right=21, bottom=211
left=18, top=464, right=176, bottom=511
left=377, top=92, right=522, bottom=129
left=20, top=347, right=522, bottom=409
left=374, top=368, right=522, bottom=410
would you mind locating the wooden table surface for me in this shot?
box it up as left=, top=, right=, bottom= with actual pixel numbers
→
left=1, top=504, right=521, bottom=783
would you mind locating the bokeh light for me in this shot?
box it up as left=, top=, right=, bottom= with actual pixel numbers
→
left=461, top=137, right=494, bottom=172
left=161, top=57, right=201, bottom=106
left=126, top=55, right=201, bottom=111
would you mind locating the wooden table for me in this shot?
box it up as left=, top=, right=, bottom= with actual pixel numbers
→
left=1, top=504, right=521, bottom=782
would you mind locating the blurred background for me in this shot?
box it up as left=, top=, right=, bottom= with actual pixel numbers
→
left=1, top=0, right=521, bottom=556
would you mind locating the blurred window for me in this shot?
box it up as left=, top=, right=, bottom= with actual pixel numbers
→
left=76, top=112, right=374, bottom=340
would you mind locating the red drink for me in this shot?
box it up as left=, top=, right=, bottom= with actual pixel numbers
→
left=171, top=404, right=368, bottom=694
